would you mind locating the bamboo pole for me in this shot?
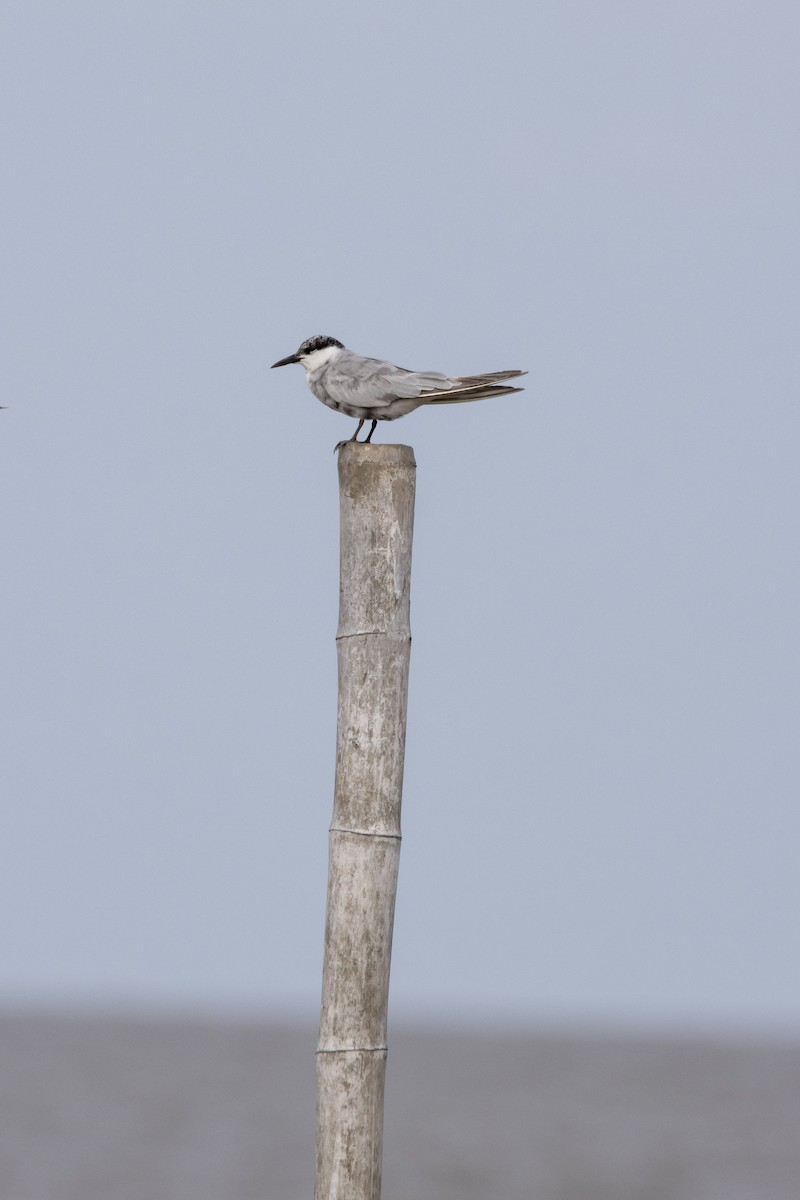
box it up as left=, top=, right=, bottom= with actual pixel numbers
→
left=315, top=441, right=416, bottom=1200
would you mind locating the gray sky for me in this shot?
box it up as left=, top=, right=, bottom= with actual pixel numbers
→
left=2, top=1, right=798, bottom=1033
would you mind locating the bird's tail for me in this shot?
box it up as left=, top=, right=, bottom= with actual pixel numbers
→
left=424, top=369, right=527, bottom=404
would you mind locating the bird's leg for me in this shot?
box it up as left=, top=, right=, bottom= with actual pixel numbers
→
left=335, top=417, right=375, bottom=453
left=335, top=419, right=365, bottom=454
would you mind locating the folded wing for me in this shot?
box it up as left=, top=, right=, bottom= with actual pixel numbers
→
left=330, top=352, right=526, bottom=410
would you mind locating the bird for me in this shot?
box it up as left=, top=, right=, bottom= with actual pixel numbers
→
left=271, top=335, right=526, bottom=443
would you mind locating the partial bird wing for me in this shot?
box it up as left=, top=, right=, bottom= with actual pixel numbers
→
left=323, top=353, right=444, bottom=409
left=422, top=370, right=527, bottom=404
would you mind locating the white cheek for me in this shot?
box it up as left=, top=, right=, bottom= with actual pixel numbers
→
left=301, top=346, right=341, bottom=374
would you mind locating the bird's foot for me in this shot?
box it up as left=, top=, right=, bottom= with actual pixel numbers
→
left=334, top=429, right=376, bottom=452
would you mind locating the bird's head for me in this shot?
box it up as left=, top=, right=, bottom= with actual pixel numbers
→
left=272, top=335, right=345, bottom=372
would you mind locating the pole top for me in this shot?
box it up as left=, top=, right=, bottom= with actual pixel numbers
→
left=336, top=442, right=416, bottom=469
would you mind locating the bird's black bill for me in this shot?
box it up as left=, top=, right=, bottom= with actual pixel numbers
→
left=271, top=353, right=300, bottom=368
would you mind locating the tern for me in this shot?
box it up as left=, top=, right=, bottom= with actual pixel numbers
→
left=271, top=335, right=526, bottom=443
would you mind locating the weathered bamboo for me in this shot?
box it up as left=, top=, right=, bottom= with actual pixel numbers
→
left=315, top=441, right=416, bottom=1200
